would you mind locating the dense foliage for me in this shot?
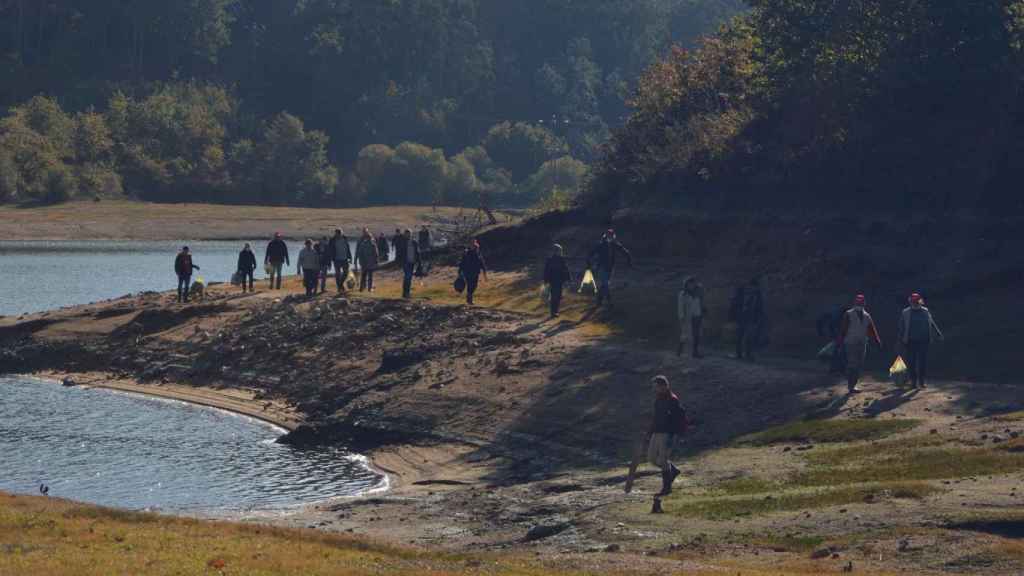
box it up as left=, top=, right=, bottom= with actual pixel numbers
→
left=0, top=0, right=743, bottom=206
left=594, top=0, right=1024, bottom=212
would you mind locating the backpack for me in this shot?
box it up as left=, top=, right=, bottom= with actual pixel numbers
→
left=675, top=405, right=690, bottom=436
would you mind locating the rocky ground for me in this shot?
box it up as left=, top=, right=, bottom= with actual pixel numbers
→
left=2, top=268, right=1023, bottom=575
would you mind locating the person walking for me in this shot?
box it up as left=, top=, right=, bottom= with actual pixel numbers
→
left=817, top=304, right=849, bottom=374
left=543, top=244, right=572, bottom=318
left=677, top=277, right=705, bottom=358
left=897, top=293, right=944, bottom=389
left=317, top=236, right=332, bottom=294
left=838, top=294, right=882, bottom=394
left=237, top=243, right=257, bottom=293
left=586, top=229, right=632, bottom=307
left=174, top=246, right=200, bottom=303
left=647, top=375, right=686, bottom=496
left=297, top=239, right=321, bottom=298
left=394, top=228, right=421, bottom=298
left=356, top=228, right=380, bottom=292
left=457, top=240, right=487, bottom=305
left=376, top=232, right=390, bottom=263
left=417, top=225, right=434, bottom=276
left=730, top=277, right=765, bottom=360
left=327, top=228, right=352, bottom=293
left=264, top=232, right=290, bottom=290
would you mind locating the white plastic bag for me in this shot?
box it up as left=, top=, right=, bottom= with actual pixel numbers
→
left=578, top=269, right=596, bottom=294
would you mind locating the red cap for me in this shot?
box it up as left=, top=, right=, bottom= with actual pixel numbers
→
left=909, top=293, right=922, bottom=304
left=854, top=294, right=866, bottom=305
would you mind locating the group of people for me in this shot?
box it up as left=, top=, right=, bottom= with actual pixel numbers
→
left=172, top=224, right=460, bottom=301
left=829, top=292, right=944, bottom=393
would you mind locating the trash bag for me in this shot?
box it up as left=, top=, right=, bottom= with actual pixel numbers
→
left=889, top=356, right=908, bottom=386
left=345, top=269, right=356, bottom=290
left=540, top=284, right=551, bottom=304
left=454, top=275, right=466, bottom=293
left=230, top=272, right=242, bottom=286
left=817, top=341, right=836, bottom=364
left=578, top=269, right=596, bottom=294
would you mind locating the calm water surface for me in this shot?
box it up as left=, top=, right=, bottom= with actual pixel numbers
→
left=0, top=376, right=383, bottom=514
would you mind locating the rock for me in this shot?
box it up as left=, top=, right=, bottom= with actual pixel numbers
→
left=524, top=522, right=571, bottom=542
left=603, top=544, right=621, bottom=553
left=379, top=349, right=426, bottom=373
left=810, top=547, right=833, bottom=559
left=61, top=378, right=77, bottom=387
left=992, top=436, right=1004, bottom=444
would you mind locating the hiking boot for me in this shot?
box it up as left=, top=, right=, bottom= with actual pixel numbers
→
left=669, top=464, right=680, bottom=486
left=657, top=470, right=673, bottom=496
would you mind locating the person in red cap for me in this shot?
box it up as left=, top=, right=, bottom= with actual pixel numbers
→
left=586, top=229, right=632, bottom=307
left=897, top=293, right=944, bottom=388
left=264, top=232, right=290, bottom=290
left=838, top=294, right=882, bottom=393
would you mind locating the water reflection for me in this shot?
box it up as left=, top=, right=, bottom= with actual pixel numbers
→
left=0, top=376, right=383, bottom=514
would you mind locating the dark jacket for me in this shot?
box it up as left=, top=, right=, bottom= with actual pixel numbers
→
left=175, top=253, right=199, bottom=277
left=543, top=255, right=572, bottom=285
left=356, top=237, right=380, bottom=270
left=458, top=249, right=487, bottom=279
left=588, top=239, right=631, bottom=272
left=376, top=235, right=390, bottom=259
left=328, top=234, right=352, bottom=262
left=650, top=393, right=685, bottom=435
left=418, top=229, right=432, bottom=250
left=731, top=284, right=764, bottom=324
left=265, top=239, right=290, bottom=265
left=237, top=249, right=257, bottom=273
left=394, top=237, right=421, bottom=267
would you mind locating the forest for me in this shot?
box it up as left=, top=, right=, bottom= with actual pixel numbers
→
left=593, top=0, right=1024, bottom=213
left=0, top=0, right=743, bottom=207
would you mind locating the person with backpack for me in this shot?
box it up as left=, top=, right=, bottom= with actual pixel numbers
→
left=394, top=229, right=422, bottom=298
left=677, top=276, right=705, bottom=358
left=730, top=277, right=765, bottom=360
left=236, top=243, right=257, bottom=293
left=647, top=375, right=687, bottom=496
left=264, top=232, right=290, bottom=290
left=586, top=229, right=632, bottom=307
left=174, top=246, right=200, bottom=303
left=838, top=294, right=882, bottom=394
left=543, top=244, right=572, bottom=318
left=327, top=228, right=352, bottom=293
left=897, top=293, right=944, bottom=389
left=457, top=240, right=487, bottom=305
left=297, top=239, right=321, bottom=298
left=356, top=228, right=380, bottom=292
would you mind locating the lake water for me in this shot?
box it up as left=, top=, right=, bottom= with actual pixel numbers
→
left=0, top=376, right=384, bottom=514
left=0, top=239, right=382, bottom=317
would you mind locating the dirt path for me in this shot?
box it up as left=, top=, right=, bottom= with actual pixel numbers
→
left=2, top=273, right=1023, bottom=574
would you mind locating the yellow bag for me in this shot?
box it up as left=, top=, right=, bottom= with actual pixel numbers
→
left=578, top=269, right=596, bottom=294
left=889, top=356, right=908, bottom=386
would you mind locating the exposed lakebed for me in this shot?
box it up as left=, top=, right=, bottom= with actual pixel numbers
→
left=0, top=376, right=383, bottom=514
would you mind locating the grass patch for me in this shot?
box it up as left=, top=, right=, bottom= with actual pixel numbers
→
left=994, top=411, right=1024, bottom=422
left=738, top=533, right=827, bottom=553
left=712, top=476, right=780, bottom=496
left=667, top=482, right=938, bottom=520
left=799, top=437, right=1024, bottom=486
left=0, top=493, right=575, bottom=576
left=737, top=418, right=920, bottom=446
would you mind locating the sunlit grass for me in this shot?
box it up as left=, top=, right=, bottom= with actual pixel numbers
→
left=665, top=482, right=938, bottom=520
left=736, top=418, right=920, bottom=446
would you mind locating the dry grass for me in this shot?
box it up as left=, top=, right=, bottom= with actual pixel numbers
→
left=0, top=201, right=507, bottom=241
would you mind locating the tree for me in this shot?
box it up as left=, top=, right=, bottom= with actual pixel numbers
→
left=482, top=121, right=568, bottom=181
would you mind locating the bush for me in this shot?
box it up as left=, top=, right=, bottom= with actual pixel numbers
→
left=44, top=166, right=78, bottom=204
left=482, top=121, right=568, bottom=181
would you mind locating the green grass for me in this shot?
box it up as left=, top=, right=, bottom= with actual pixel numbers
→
left=667, top=482, right=938, bottom=520
left=736, top=418, right=920, bottom=446
left=994, top=411, right=1024, bottom=422
left=799, top=437, right=1024, bottom=485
